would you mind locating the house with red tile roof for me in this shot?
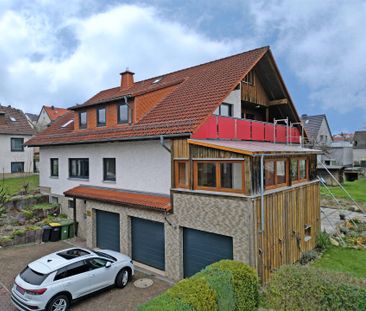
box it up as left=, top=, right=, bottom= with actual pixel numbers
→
left=27, top=47, right=320, bottom=283
left=36, top=105, right=69, bottom=131
left=0, top=105, right=34, bottom=176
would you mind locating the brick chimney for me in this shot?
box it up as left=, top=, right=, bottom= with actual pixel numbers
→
left=120, top=68, right=135, bottom=90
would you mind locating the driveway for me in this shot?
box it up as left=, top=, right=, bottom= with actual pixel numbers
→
left=0, top=241, right=171, bottom=311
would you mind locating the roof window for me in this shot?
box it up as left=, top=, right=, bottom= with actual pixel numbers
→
left=152, top=77, right=162, bottom=84
left=10, top=117, right=16, bottom=122
left=57, top=248, right=90, bottom=260
left=61, top=119, right=74, bottom=128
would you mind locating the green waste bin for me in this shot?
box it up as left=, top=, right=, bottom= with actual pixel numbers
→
left=60, top=221, right=70, bottom=240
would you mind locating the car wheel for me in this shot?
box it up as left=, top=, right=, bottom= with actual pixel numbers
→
left=115, top=268, right=130, bottom=288
left=46, top=294, right=70, bottom=311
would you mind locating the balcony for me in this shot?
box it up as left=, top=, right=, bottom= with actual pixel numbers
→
left=192, top=115, right=302, bottom=144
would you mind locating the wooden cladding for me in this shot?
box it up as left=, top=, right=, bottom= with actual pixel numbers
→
left=241, top=70, right=270, bottom=107
left=172, top=139, right=190, bottom=159
left=255, top=181, right=320, bottom=283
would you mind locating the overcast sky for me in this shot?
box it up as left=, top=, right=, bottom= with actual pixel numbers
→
left=0, top=0, right=365, bottom=133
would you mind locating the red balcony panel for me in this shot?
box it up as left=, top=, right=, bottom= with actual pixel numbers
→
left=236, top=119, right=251, bottom=140
left=276, top=125, right=287, bottom=143
left=290, top=127, right=301, bottom=144
left=192, top=115, right=217, bottom=139
left=251, top=122, right=265, bottom=141
left=218, top=116, right=236, bottom=139
left=265, top=123, right=275, bottom=142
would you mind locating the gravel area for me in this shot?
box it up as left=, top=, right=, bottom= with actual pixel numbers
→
left=0, top=241, right=171, bottom=310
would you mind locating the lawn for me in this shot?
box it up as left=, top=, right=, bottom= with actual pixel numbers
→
left=0, top=174, right=39, bottom=196
left=313, top=247, right=366, bottom=278
left=321, top=177, right=366, bottom=202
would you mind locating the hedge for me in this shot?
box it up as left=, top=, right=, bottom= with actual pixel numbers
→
left=263, top=265, right=366, bottom=311
left=138, top=260, right=259, bottom=311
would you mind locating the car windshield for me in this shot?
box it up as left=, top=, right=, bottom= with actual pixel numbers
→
left=93, top=251, right=117, bottom=262
left=20, top=267, right=48, bottom=285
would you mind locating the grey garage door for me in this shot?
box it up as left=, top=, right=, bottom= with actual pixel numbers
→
left=183, top=228, right=233, bottom=277
left=131, top=217, right=165, bottom=270
left=96, top=210, right=120, bottom=252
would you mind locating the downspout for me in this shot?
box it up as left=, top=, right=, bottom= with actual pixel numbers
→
left=160, top=135, right=171, bottom=153
left=260, top=154, right=264, bottom=233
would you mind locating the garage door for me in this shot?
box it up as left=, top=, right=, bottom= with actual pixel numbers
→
left=183, top=228, right=233, bottom=277
left=131, top=217, right=165, bottom=270
left=96, top=210, right=120, bottom=252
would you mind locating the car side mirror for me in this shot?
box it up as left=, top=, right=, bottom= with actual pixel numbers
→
left=105, top=262, right=112, bottom=268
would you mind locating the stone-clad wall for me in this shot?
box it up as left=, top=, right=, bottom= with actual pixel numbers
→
left=83, top=191, right=256, bottom=281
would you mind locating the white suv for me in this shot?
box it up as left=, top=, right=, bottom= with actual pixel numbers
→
left=11, top=247, right=134, bottom=311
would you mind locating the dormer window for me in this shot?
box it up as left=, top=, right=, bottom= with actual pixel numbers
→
left=243, top=71, right=254, bottom=85
left=118, top=103, right=129, bottom=124
left=97, top=107, right=106, bottom=127
left=79, top=111, right=87, bottom=129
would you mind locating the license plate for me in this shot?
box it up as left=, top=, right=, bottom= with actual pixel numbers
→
left=16, top=285, right=25, bottom=295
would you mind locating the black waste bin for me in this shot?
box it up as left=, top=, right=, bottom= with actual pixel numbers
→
left=42, top=225, right=52, bottom=243
left=49, top=223, right=61, bottom=242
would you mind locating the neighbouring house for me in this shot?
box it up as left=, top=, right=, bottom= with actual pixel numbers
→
left=0, top=105, right=34, bottom=177
left=26, top=47, right=321, bottom=283
left=353, top=130, right=366, bottom=167
left=36, top=105, right=68, bottom=131
left=328, top=141, right=353, bottom=167
left=25, top=113, right=38, bottom=129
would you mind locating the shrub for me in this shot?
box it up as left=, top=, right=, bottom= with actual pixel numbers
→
left=12, top=229, right=26, bottom=237
left=263, top=265, right=366, bottom=311
left=316, top=231, right=331, bottom=251
left=22, top=209, right=34, bottom=220
left=299, top=250, right=318, bottom=265
left=138, top=293, right=194, bottom=311
left=206, top=260, right=258, bottom=311
left=139, top=260, right=259, bottom=311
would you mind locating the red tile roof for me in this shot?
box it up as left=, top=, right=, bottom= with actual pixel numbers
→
left=0, top=105, right=34, bottom=135
left=27, top=47, right=269, bottom=146
left=64, top=186, right=172, bottom=212
left=43, top=106, right=69, bottom=121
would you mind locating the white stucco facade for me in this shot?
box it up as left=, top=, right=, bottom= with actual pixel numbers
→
left=223, top=89, right=241, bottom=118
left=39, top=140, right=171, bottom=196
left=0, top=134, right=34, bottom=174
left=36, top=108, right=51, bottom=131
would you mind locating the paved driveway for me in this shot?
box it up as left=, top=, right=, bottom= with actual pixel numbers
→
left=0, top=241, right=171, bottom=311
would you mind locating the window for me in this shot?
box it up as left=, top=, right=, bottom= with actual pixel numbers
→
left=97, top=107, right=106, bottom=126
left=68, top=200, right=75, bottom=209
left=194, top=160, right=245, bottom=193
left=50, top=158, right=59, bottom=177
left=243, top=70, right=254, bottom=85
left=54, top=260, right=89, bottom=281
left=118, top=103, right=129, bottom=123
left=86, top=258, right=110, bottom=270
left=175, top=161, right=189, bottom=188
left=214, top=103, right=233, bottom=117
left=11, top=138, right=24, bottom=151
left=69, top=158, right=89, bottom=179
left=103, top=158, right=116, bottom=181
left=11, top=162, right=24, bottom=173
left=79, top=111, right=87, bottom=129
left=220, top=162, right=243, bottom=190
left=50, top=196, right=59, bottom=204
left=291, top=158, right=308, bottom=182
left=197, top=162, right=216, bottom=188
left=20, top=267, right=48, bottom=285
left=265, top=159, right=288, bottom=189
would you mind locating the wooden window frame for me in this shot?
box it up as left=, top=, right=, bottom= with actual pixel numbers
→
left=174, top=160, right=190, bottom=189
left=117, top=103, right=129, bottom=124
left=291, top=157, right=309, bottom=184
left=264, top=158, right=289, bottom=190
left=193, top=160, right=245, bottom=194
left=96, top=107, right=106, bottom=127
left=243, top=70, right=255, bottom=86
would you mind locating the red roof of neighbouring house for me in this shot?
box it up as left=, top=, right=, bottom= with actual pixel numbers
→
left=64, top=185, right=172, bottom=212
left=27, top=46, right=299, bottom=146
left=43, top=106, right=69, bottom=121
left=0, top=105, right=34, bottom=135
